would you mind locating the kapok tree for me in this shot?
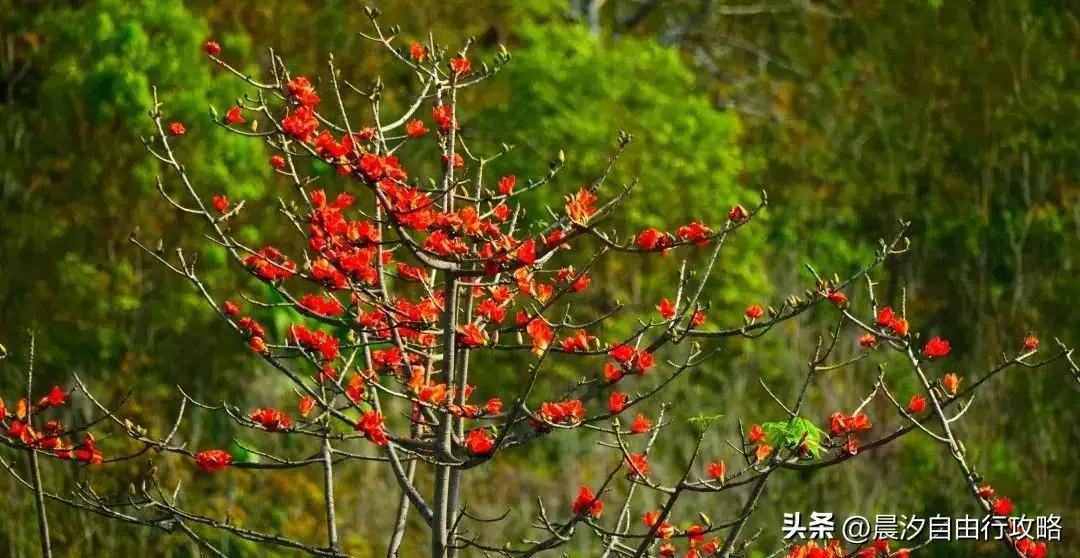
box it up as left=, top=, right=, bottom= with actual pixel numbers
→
left=2, top=10, right=1077, bottom=558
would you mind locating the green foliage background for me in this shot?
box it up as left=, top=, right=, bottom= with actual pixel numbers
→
left=1, top=0, right=1078, bottom=556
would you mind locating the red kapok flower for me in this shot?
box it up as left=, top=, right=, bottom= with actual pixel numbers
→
left=405, top=119, right=428, bottom=137
left=571, top=274, right=591, bottom=292
left=991, top=496, right=1014, bottom=516
left=745, top=304, right=764, bottom=320
left=457, top=324, right=489, bottom=348
left=73, top=434, right=104, bottom=464
left=633, top=351, right=655, bottom=372
left=609, top=392, right=629, bottom=414
left=922, top=336, right=951, bottom=360
left=748, top=424, right=766, bottom=444
left=891, top=317, right=910, bottom=337
left=212, top=195, right=229, bottom=213
left=859, top=333, right=878, bottom=347
left=604, top=362, right=623, bottom=383
left=829, top=412, right=872, bottom=436
left=656, top=298, right=677, bottom=320
left=564, top=188, right=598, bottom=225
left=38, top=386, right=67, bottom=409
left=907, top=394, right=927, bottom=414
left=484, top=397, right=503, bottom=415
left=706, top=460, right=726, bottom=481
left=876, top=306, right=895, bottom=327
left=636, top=228, right=667, bottom=252
left=450, top=56, right=471, bottom=76
left=608, top=343, right=636, bottom=364
left=464, top=428, right=495, bottom=455
left=299, top=395, right=315, bottom=418
left=355, top=410, right=389, bottom=446
left=168, top=121, right=186, bottom=136
left=942, top=372, right=961, bottom=396
left=442, top=152, right=464, bottom=169
left=409, top=42, right=427, bottom=62
left=203, top=41, right=221, bottom=56
left=249, top=336, right=267, bottom=353
left=195, top=449, right=232, bottom=472
left=498, top=175, right=516, bottom=196
left=690, top=310, right=706, bottom=327
left=1023, top=335, right=1039, bottom=351
left=222, top=300, right=240, bottom=317
left=269, top=154, right=286, bottom=169
left=225, top=106, right=244, bottom=124
left=571, top=485, right=603, bottom=518
left=630, top=413, right=652, bottom=434
left=827, top=290, right=848, bottom=306
left=728, top=204, right=748, bottom=223
left=250, top=408, right=292, bottom=431
left=625, top=453, right=650, bottom=477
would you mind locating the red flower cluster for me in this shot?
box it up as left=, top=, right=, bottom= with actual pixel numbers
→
left=457, top=323, right=490, bottom=347
left=630, top=413, right=652, bottom=434
left=922, top=336, right=951, bottom=360
left=570, top=485, right=603, bottom=517
left=608, top=392, right=629, bottom=414
left=625, top=453, right=650, bottom=477
left=534, top=400, right=586, bottom=429
left=907, top=394, right=927, bottom=414
left=676, top=221, right=711, bottom=246
left=244, top=246, right=296, bottom=282
left=450, top=56, right=471, bottom=76
left=464, top=428, right=495, bottom=455
left=489, top=177, right=514, bottom=198
left=636, top=228, right=672, bottom=254
left=1016, top=539, right=1048, bottom=558
left=565, top=188, right=598, bottom=225
left=605, top=343, right=655, bottom=381
left=826, top=289, right=848, bottom=306
left=409, top=43, right=427, bottom=62
left=784, top=540, right=854, bottom=558
left=560, top=329, right=596, bottom=352
left=355, top=410, right=389, bottom=446
left=656, top=298, right=677, bottom=320
left=405, top=119, right=428, bottom=137
left=875, top=306, right=909, bottom=337
left=195, top=449, right=232, bottom=472
left=728, top=204, right=748, bottom=223
left=299, top=395, right=316, bottom=417
left=828, top=412, right=872, bottom=436
left=942, top=372, right=961, bottom=395
left=285, top=76, right=321, bottom=108
left=286, top=324, right=340, bottom=361
left=211, top=195, right=229, bottom=213
left=250, top=408, right=292, bottom=431
left=225, top=106, right=244, bottom=124
left=299, top=293, right=345, bottom=316
left=706, top=461, right=726, bottom=481
left=37, top=385, right=67, bottom=409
